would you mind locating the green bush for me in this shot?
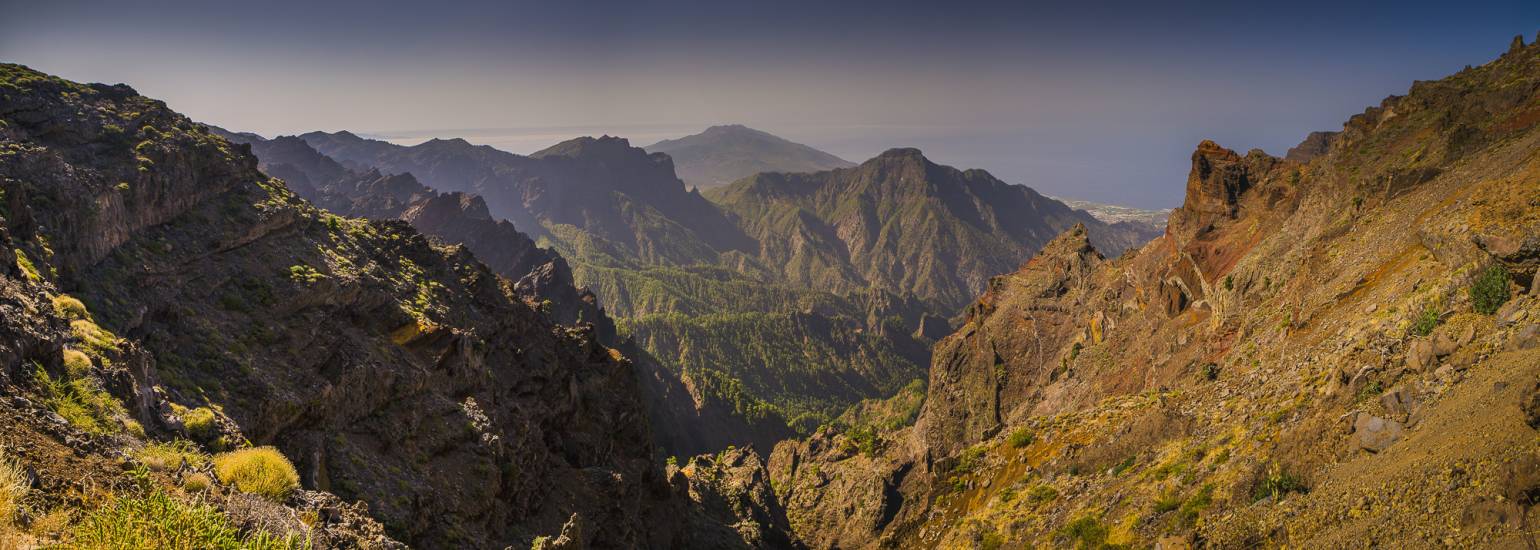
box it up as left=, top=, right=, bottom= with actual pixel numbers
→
left=1006, top=427, right=1035, bottom=448
left=181, top=407, right=219, bottom=442
left=213, top=447, right=300, bottom=502
left=62, top=348, right=93, bottom=378
left=138, top=440, right=210, bottom=472
left=71, top=489, right=306, bottom=549
left=51, top=294, right=90, bottom=320
left=1253, top=466, right=1308, bottom=502
left=1058, top=515, right=1124, bottom=549
left=1469, top=265, right=1511, bottom=315
left=1027, top=483, right=1058, bottom=503
left=70, top=319, right=121, bottom=358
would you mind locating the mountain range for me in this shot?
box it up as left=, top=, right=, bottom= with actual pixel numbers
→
left=2, top=31, right=1535, bottom=550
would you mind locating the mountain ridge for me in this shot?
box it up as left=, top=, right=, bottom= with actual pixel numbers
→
left=644, top=125, right=855, bottom=190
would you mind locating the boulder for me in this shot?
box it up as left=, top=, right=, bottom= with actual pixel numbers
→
left=1405, top=339, right=1435, bottom=372
left=1352, top=414, right=1404, bottom=453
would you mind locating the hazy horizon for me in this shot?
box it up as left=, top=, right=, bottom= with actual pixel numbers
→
left=3, top=0, right=1535, bottom=208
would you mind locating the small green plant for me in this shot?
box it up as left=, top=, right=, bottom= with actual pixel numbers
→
left=1006, top=427, right=1035, bottom=448
left=1352, top=196, right=1364, bottom=210
left=1153, top=491, right=1182, bottom=513
left=14, top=249, right=41, bottom=282
left=71, top=319, right=121, bottom=358
left=1412, top=304, right=1440, bottom=336
left=1223, top=275, right=1234, bottom=291
left=51, top=294, right=90, bottom=320
left=1069, top=342, right=1083, bottom=360
left=1176, top=484, right=1215, bottom=527
left=665, top=456, right=678, bottom=468
left=979, top=529, right=1005, bottom=550
left=1059, top=515, right=1121, bottom=549
left=843, top=425, right=879, bottom=457
left=1202, top=363, right=1220, bottom=381
left=213, top=447, right=300, bottom=502
left=62, top=348, right=93, bottom=378
left=1027, top=483, right=1058, bottom=503
left=138, top=440, right=210, bottom=472
left=1469, top=265, right=1511, bottom=315
left=288, top=264, right=324, bottom=284
left=1110, top=455, right=1136, bottom=476
left=1253, top=465, right=1308, bottom=502
left=181, top=407, right=220, bottom=442
left=0, top=451, right=26, bottom=527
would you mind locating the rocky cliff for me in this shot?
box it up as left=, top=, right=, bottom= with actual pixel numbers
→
left=770, top=35, right=1540, bottom=549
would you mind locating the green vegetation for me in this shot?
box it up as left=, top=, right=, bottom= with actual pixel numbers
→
left=33, top=363, right=126, bottom=435
left=0, top=452, right=25, bottom=527
left=1027, top=484, right=1058, bottom=503
left=1058, top=515, right=1124, bottom=549
left=1202, top=362, right=1221, bottom=381
left=1253, top=466, right=1308, bottom=502
left=138, top=440, right=210, bottom=472
left=1469, top=265, right=1510, bottom=314
left=14, top=248, right=41, bottom=282
left=71, top=319, right=122, bottom=358
left=288, top=264, right=325, bottom=284
left=1412, top=304, right=1440, bottom=336
left=181, top=407, right=219, bottom=442
left=213, top=447, right=300, bottom=502
left=1006, top=427, right=1035, bottom=448
left=52, top=294, right=90, bottom=320
left=841, top=425, right=879, bottom=457
left=62, top=348, right=93, bottom=378
left=71, top=488, right=307, bottom=549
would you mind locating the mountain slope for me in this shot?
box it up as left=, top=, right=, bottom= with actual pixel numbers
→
left=643, top=125, right=855, bottom=190
left=0, top=63, right=805, bottom=549
left=706, top=148, right=1160, bottom=311
left=768, top=36, right=1540, bottom=549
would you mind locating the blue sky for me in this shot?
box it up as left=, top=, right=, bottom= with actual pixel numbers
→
left=2, top=0, right=1536, bottom=208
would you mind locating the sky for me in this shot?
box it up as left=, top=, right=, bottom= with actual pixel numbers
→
left=1, top=0, right=1536, bottom=208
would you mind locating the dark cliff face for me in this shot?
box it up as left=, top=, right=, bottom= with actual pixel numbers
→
left=0, top=63, right=792, bottom=549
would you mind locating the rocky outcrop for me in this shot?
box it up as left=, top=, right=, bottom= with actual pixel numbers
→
left=1284, top=131, right=1338, bottom=163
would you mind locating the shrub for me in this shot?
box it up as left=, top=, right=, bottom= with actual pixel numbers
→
left=1412, top=305, right=1440, bottom=336
left=214, top=447, right=300, bottom=502
left=13, top=249, right=41, bottom=282
left=1027, top=483, right=1058, bottom=503
left=182, top=407, right=219, bottom=441
left=1253, top=466, right=1308, bottom=502
left=1223, top=275, right=1234, bottom=291
left=71, top=319, right=121, bottom=357
left=1176, top=484, right=1215, bottom=527
left=1203, top=363, right=1221, bottom=381
left=1006, top=427, right=1034, bottom=448
left=182, top=473, right=213, bottom=493
left=139, top=440, right=210, bottom=472
left=1469, top=265, right=1511, bottom=315
left=51, top=294, right=90, bottom=320
left=1059, top=515, right=1120, bottom=549
left=34, top=364, right=126, bottom=435
left=1153, top=491, right=1182, bottom=513
left=71, top=489, right=305, bottom=549
left=62, top=348, right=93, bottom=378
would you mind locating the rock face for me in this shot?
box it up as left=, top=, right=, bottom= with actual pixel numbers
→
left=1284, top=131, right=1339, bottom=163
left=643, top=124, right=855, bottom=190
left=773, top=37, right=1540, bottom=549
left=0, top=63, right=794, bottom=549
